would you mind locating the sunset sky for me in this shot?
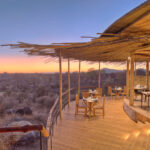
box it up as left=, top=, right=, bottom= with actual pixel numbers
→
left=0, top=0, right=146, bottom=73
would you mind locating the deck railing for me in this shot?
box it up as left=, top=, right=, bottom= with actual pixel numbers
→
left=0, top=124, right=49, bottom=150
left=46, top=86, right=96, bottom=150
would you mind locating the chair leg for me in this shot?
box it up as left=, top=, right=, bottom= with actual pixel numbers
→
left=93, top=108, right=95, bottom=117
left=77, top=107, right=79, bottom=114
left=103, top=108, right=104, bottom=117
left=84, top=108, right=87, bottom=116
left=75, top=106, right=78, bottom=115
left=145, top=95, right=146, bottom=102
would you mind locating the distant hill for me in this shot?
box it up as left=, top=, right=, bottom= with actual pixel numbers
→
left=101, top=68, right=146, bottom=74
left=136, top=68, right=145, bottom=72
left=101, top=68, right=125, bottom=74
left=1, top=68, right=146, bottom=75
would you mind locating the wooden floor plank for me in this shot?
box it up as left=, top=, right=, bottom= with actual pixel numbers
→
left=52, top=99, right=150, bottom=150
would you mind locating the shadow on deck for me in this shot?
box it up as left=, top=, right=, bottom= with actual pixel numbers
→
left=52, top=98, right=150, bottom=150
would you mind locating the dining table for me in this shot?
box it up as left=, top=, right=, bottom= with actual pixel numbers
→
left=83, top=96, right=98, bottom=118
left=134, top=86, right=147, bottom=102
left=134, top=87, right=147, bottom=94
left=141, top=91, right=150, bottom=108
left=112, top=87, right=123, bottom=99
left=134, top=85, right=147, bottom=93
left=134, top=85, right=146, bottom=90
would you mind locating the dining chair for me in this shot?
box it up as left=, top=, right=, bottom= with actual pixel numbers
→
left=134, top=85, right=144, bottom=100
left=82, top=91, right=91, bottom=98
left=92, top=93, right=101, bottom=107
left=75, top=94, right=87, bottom=116
left=93, top=93, right=101, bottom=99
left=120, top=86, right=127, bottom=99
left=108, top=86, right=116, bottom=100
left=93, top=96, right=105, bottom=117
left=96, top=88, right=102, bottom=96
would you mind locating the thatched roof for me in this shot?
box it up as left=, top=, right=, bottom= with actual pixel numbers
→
left=2, top=1, right=150, bottom=62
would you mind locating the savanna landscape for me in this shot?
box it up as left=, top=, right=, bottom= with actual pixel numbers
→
left=0, top=68, right=145, bottom=149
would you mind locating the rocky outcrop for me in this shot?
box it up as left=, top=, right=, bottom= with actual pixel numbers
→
left=15, top=107, right=32, bottom=115
left=24, top=107, right=32, bottom=115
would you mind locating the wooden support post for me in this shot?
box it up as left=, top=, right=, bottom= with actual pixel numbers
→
left=78, top=60, right=81, bottom=97
left=130, top=56, right=134, bottom=106
left=59, top=50, right=62, bottom=119
left=126, top=59, right=130, bottom=98
left=68, top=58, right=70, bottom=107
left=134, top=62, right=136, bottom=78
left=146, top=61, right=149, bottom=90
left=98, top=61, right=101, bottom=88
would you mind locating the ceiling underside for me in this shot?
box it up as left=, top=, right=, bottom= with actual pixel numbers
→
left=2, top=1, right=150, bottom=62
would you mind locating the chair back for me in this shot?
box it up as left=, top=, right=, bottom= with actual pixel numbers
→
left=82, top=91, right=90, bottom=98
left=96, top=88, right=102, bottom=96
left=93, top=93, right=101, bottom=99
left=98, top=95, right=105, bottom=109
left=108, top=86, right=112, bottom=95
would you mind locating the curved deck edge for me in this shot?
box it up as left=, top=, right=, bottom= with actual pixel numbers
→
left=123, top=99, right=150, bottom=123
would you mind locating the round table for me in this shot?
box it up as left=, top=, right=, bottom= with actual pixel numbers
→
left=83, top=97, right=98, bottom=118
left=112, top=88, right=123, bottom=99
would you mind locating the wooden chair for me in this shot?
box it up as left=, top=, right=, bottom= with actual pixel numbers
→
left=93, top=93, right=101, bottom=99
left=93, top=93, right=101, bottom=107
left=75, top=94, right=87, bottom=116
left=82, top=91, right=91, bottom=98
left=96, top=88, right=102, bottom=96
left=120, top=86, right=127, bottom=99
left=108, top=86, right=116, bottom=100
left=93, top=96, right=105, bottom=117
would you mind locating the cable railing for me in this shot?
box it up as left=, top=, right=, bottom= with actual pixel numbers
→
left=46, top=86, right=96, bottom=150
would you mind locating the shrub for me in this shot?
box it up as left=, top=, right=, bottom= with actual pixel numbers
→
left=35, top=96, right=55, bottom=109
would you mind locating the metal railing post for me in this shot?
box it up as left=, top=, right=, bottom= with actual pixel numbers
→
left=40, top=131, right=43, bottom=150
left=47, top=138, right=48, bottom=150
left=51, top=129, right=53, bottom=150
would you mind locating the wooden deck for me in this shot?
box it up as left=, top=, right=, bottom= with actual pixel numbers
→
left=53, top=98, right=150, bottom=150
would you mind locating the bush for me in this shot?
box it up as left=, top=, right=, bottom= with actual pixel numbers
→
left=35, top=96, right=55, bottom=109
